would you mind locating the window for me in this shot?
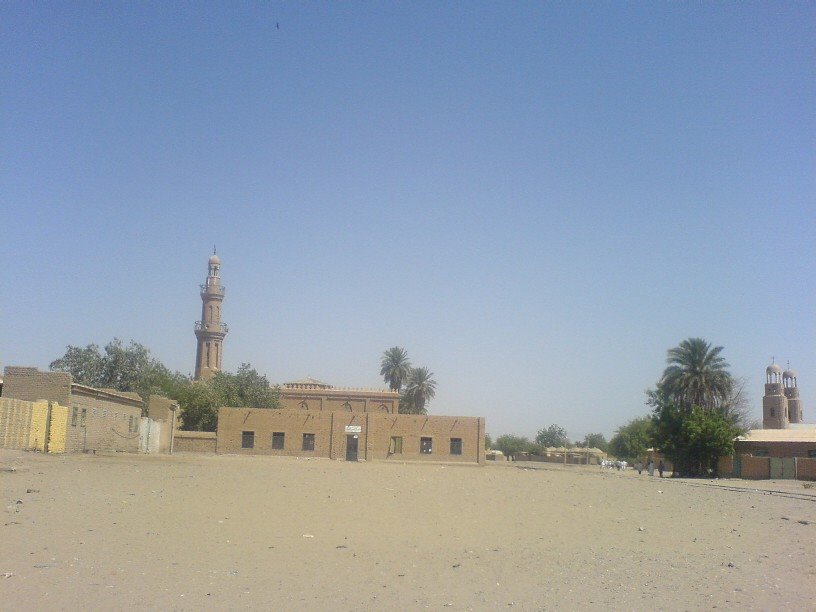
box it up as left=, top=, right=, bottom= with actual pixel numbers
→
left=272, top=432, right=285, bottom=449
left=80, top=408, right=87, bottom=427
left=450, top=438, right=463, bottom=455
left=71, top=407, right=78, bottom=427
left=128, top=416, right=134, bottom=433
left=389, top=436, right=403, bottom=454
left=770, top=408, right=775, bottom=417
left=754, top=448, right=769, bottom=457
left=808, top=449, right=816, bottom=458
left=242, top=431, right=255, bottom=449
left=420, top=437, right=433, bottom=454
left=302, top=433, right=315, bottom=451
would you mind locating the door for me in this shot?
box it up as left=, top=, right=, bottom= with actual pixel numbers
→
left=770, top=457, right=783, bottom=479
left=782, top=457, right=795, bottom=479
left=346, top=435, right=358, bottom=461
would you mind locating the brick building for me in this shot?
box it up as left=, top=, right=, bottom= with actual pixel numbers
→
left=278, top=377, right=398, bottom=414
left=194, top=250, right=227, bottom=380
left=762, top=362, right=804, bottom=428
left=183, top=252, right=486, bottom=465
left=735, top=426, right=816, bottom=459
left=726, top=364, right=815, bottom=480
left=2, top=366, right=144, bottom=453
left=216, top=406, right=485, bottom=464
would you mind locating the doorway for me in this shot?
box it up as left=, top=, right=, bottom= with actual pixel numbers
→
left=346, top=435, right=359, bottom=461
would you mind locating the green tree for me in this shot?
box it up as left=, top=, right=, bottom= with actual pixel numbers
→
left=647, top=382, right=745, bottom=476
left=608, top=417, right=654, bottom=461
left=172, top=365, right=282, bottom=431
left=650, top=388, right=741, bottom=476
left=380, top=347, right=412, bottom=392
left=51, top=339, right=172, bottom=412
left=49, top=343, right=107, bottom=387
left=211, top=363, right=280, bottom=408
left=51, top=338, right=280, bottom=430
left=400, top=367, right=437, bottom=414
left=659, top=338, right=732, bottom=412
left=484, top=434, right=493, bottom=450
left=681, top=406, right=741, bottom=476
left=580, top=433, right=608, bottom=452
left=494, top=434, right=536, bottom=458
left=535, top=424, right=568, bottom=448
left=167, top=378, right=219, bottom=431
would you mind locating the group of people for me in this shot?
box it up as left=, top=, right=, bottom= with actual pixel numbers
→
left=633, top=458, right=665, bottom=477
left=601, top=457, right=667, bottom=477
left=600, top=459, right=628, bottom=470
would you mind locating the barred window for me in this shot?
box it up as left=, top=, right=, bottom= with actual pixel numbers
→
left=450, top=438, right=463, bottom=455
left=389, top=436, right=403, bottom=454
left=71, top=407, right=78, bottom=427
left=272, top=432, right=285, bottom=449
left=302, top=433, right=315, bottom=451
left=420, top=437, right=433, bottom=454
left=242, top=431, right=255, bottom=449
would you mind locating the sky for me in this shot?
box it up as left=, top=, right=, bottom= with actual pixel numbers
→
left=2, top=2, right=814, bottom=441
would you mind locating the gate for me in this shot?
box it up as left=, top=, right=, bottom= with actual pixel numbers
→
left=770, top=457, right=796, bottom=479
left=139, top=418, right=161, bottom=453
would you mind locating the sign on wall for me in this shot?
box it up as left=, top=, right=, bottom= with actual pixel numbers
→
left=344, top=425, right=362, bottom=433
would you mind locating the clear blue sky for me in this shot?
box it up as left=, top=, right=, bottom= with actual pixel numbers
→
left=2, top=3, right=814, bottom=441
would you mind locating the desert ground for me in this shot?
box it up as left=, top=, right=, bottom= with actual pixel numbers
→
left=2, top=450, right=814, bottom=611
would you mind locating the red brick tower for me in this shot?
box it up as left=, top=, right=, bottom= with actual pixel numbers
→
left=194, top=250, right=227, bottom=380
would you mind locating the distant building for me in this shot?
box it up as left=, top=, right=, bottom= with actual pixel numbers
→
left=1, top=366, right=144, bottom=453
left=182, top=251, right=485, bottom=464
left=279, top=377, right=398, bottom=414
left=762, top=362, right=804, bottom=429
left=729, top=363, right=815, bottom=480
left=194, top=251, right=227, bottom=380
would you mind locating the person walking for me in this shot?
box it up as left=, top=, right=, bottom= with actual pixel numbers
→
left=647, top=459, right=655, bottom=477
left=658, top=460, right=665, bottom=478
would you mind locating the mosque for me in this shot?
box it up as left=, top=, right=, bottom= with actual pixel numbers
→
left=187, top=252, right=485, bottom=464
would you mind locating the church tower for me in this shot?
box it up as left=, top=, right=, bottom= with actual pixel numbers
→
left=194, top=250, right=228, bottom=380
left=783, top=366, right=803, bottom=424
left=762, top=362, right=789, bottom=429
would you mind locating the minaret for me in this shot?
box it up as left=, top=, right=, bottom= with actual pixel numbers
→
left=194, top=249, right=228, bottom=380
left=762, top=362, right=788, bottom=429
left=783, top=365, right=803, bottom=424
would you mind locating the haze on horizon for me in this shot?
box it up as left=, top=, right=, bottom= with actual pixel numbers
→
left=2, top=3, right=814, bottom=441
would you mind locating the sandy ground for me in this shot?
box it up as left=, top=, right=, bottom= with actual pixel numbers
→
left=1, top=450, right=814, bottom=611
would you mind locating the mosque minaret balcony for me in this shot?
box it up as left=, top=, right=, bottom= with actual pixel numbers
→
left=195, top=321, right=228, bottom=334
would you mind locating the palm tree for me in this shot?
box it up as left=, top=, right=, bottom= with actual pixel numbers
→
left=404, top=367, right=437, bottom=414
left=380, top=347, right=411, bottom=392
left=659, top=338, right=732, bottom=412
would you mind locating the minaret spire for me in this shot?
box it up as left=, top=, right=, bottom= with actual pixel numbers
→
left=194, top=251, right=228, bottom=380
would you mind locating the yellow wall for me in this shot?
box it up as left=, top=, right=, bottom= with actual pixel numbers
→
left=47, top=403, right=68, bottom=453
left=28, top=400, right=49, bottom=451
left=0, top=398, right=34, bottom=449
